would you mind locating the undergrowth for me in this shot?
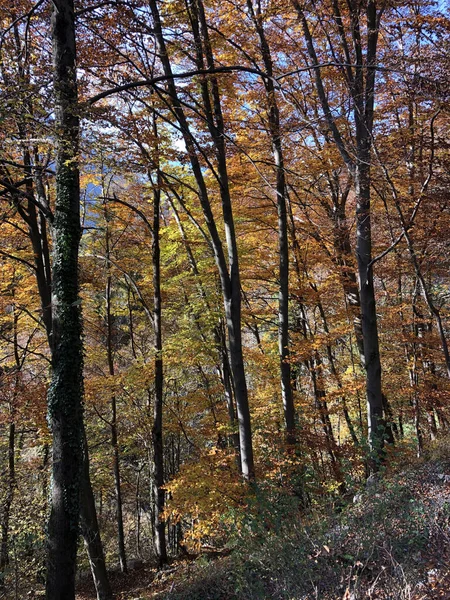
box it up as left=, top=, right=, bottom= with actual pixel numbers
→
left=158, top=439, right=450, bottom=599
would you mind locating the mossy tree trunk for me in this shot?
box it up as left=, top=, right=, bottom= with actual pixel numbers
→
left=46, top=1, right=84, bottom=598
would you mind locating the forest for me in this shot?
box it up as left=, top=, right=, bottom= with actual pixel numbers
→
left=0, top=0, right=449, bottom=598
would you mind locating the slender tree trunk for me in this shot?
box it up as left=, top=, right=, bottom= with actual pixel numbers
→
left=331, top=203, right=365, bottom=363
left=46, top=1, right=84, bottom=597
left=309, top=355, right=345, bottom=490
left=0, top=309, right=20, bottom=589
left=413, top=301, right=442, bottom=443
left=381, top=394, right=397, bottom=444
left=316, top=297, right=360, bottom=447
left=352, top=0, right=385, bottom=465
left=294, top=0, right=386, bottom=469
left=195, top=0, right=254, bottom=477
left=247, top=0, right=295, bottom=443
left=405, top=236, right=450, bottom=378
left=104, top=203, right=127, bottom=573
left=409, top=296, right=424, bottom=456
left=111, top=418, right=127, bottom=571
left=149, top=0, right=254, bottom=479
left=218, top=323, right=241, bottom=459
left=0, top=421, right=15, bottom=588
left=104, top=153, right=169, bottom=566
left=169, top=198, right=240, bottom=463
left=427, top=411, right=438, bottom=441
left=166, top=203, right=242, bottom=495
left=355, top=161, right=384, bottom=462
left=135, top=467, right=142, bottom=558
left=79, top=433, right=113, bottom=600
left=413, top=388, right=424, bottom=458
left=151, top=153, right=168, bottom=566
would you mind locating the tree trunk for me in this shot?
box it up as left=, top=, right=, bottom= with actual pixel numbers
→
left=355, top=160, right=384, bottom=463
left=151, top=156, right=168, bottom=566
left=247, top=0, right=295, bottom=444
left=169, top=197, right=241, bottom=464
left=0, top=421, right=15, bottom=588
left=149, top=0, right=254, bottom=479
left=316, top=297, right=360, bottom=447
left=104, top=203, right=127, bottom=573
left=46, top=1, right=84, bottom=597
left=15, top=86, right=110, bottom=600
left=79, top=433, right=113, bottom=600
left=310, top=354, right=345, bottom=490
left=331, top=203, right=365, bottom=363
left=293, top=0, right=386, bottom=469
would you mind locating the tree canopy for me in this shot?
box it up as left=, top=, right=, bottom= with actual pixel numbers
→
left=0, top=0, right=449, bottom=598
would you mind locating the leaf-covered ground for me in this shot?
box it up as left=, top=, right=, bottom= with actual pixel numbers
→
left=77, top=444, right=450, bottom=600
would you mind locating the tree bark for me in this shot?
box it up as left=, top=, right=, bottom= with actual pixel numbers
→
left=356, top=161, right=384, bottom=462
left=309, top=354, right=345, bottom=490
left=104, top=203, right=127, bottom=573
left=46, top=0, right=84, bottom=597
left=149, top=0, right=254, bottom=479
left=293, top=0, right=386, bottom=468
left=151, top=160, right=168, bottom=565
left=247, top=0, right=295, bottom=444
left=330, top=201, right=365, bottom=363
left=316, top=295, right=360, bottom=447
left=6, top=5, right=111, bottom=597
left=0, top=421, right=15, bottom=588
left=79, top=434, right=113, bottom=600
left=169, top=197, right=241, bottom=462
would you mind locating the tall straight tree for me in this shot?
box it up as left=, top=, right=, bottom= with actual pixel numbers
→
left=104, top=109, right=170, bottom=563
left=292, top=0, right=386, bottom=465
left=0, top=3, right=112, bottom=596
left=150, top=142, right=168, bottom=565
left=246, top=0, right=296, bottom=444
left=46, top=0, right=84, bottom=597
left=103, top=199, right=127, bottom=573
left=148, top=0, right=255, bottom=479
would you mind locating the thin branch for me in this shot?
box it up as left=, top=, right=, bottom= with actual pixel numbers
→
left=88, top=65, right=272, bottom=105
left=0, top=249, right=37, bottom=271
left=0, top=0, right=45, bottom=51
left=104, top=195, right=154, bottom=236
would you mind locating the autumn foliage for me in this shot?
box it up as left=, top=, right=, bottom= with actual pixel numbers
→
left=0, top=0, right=449, bottom=597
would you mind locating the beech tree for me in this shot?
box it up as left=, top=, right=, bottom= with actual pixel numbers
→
left=291, top=0, right=386, bottom=464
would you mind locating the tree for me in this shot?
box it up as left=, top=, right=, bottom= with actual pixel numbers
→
left=246, top=0, right=296, bottom=444
left=147, top=0, right=256, bottom=480
left=45, top=0, right=85, bottom=596
left=292, top=0, right=386, bottom=465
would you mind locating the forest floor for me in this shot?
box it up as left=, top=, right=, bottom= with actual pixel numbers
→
left=76, top=441, right=450, bottom=600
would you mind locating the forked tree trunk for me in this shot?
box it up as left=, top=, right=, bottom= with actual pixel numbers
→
left=149, top=0, right=254, bottom=479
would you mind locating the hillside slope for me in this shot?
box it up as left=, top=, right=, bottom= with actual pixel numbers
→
left=77, top=443, right=450, bottom=600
